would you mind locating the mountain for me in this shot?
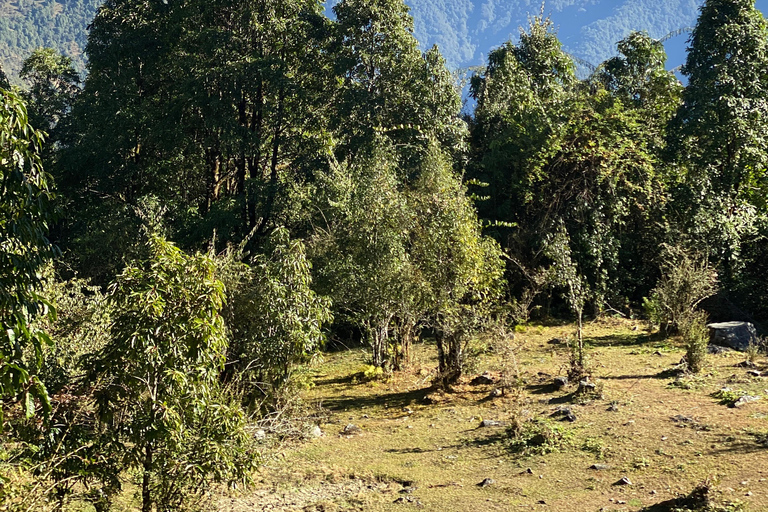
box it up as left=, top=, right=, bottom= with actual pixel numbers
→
left=0, top=0, right=101, bottom=82
left=2, top=0, right=768, bottom=82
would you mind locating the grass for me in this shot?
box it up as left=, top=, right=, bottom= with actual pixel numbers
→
left=217, top=318, right=768, bottom=512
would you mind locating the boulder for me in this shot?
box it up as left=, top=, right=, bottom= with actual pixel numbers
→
left=707, top=321, right=757, bottom=352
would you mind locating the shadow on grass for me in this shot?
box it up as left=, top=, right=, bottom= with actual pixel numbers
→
left=584, top=332, right=665, bottom=348
left=320, top=386, right=435, bottom=412
left=600, top=367, right=683, bottom=381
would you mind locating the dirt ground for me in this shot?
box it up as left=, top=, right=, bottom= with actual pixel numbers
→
left=221, top=319, right=768, bottom=512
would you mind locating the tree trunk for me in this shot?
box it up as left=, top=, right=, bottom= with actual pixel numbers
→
left=142, top=442, right=153, bottom=512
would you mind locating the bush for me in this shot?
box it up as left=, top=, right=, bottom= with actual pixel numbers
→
left=679, top=309, right=710, bottom=374
left=507, top=418, right=574, bottom=455
left=644, top=246, right=717, bottom=333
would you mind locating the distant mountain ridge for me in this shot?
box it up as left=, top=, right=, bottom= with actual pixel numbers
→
left=2, top=0, right=768, bottom=82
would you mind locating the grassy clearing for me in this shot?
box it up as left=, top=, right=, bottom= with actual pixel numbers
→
left=222, top=319, right=768, bottom=512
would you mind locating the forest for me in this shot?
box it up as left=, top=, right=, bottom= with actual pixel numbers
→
left=2, top=0, right=768, bottom=510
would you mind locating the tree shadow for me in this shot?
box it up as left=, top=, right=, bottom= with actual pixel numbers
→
left=320, top=386, right=434, bottom=412
left=599, top=368, right=682, bottom=381
left=584, top=332, right=661, bottom=348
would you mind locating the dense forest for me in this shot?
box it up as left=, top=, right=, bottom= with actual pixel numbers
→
left=2, top=0, right=768, bottom=510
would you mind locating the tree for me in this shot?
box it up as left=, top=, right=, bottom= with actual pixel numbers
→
left=20, top=48, right=80, bottom=138
left=310, top=140, right=417, bottom=369
left=409, top=144, right=504, bottom=384
left=0, top=63, right=8, bottom=89
left=595, top=31, right=682, bottom=152
left=87, top=236, right=253, bottom=512
left=218, top=227, right=332, bottom=409
left=1, top=88, right=57, bottom=419
left=668, top=0, right=768, bottom=297
left=332, top=0, right=462, bottom=164
left=672, top=0, right=768, bottom=201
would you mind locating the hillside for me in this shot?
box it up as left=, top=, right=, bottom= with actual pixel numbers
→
left=0, top=0, right=101, bottom=82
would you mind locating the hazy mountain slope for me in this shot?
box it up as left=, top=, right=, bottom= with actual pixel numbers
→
left=0, top=0, right=101, bottom=83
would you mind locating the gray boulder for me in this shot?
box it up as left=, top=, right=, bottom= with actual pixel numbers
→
left=707, top=321, right=758, bottom=352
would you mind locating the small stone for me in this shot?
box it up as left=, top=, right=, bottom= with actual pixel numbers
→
left=490, top=388, right=503, bottom=397
left=539, top=475, right=543, bottom=479
left=650, top=490, right=657, bottom=495
left=746, top=491, right=753, bottom=496
left=403, top=407, right=414, bottom=414
left=477, top=478, right=495, bottom=487
left=590, top=464, right=612, bottom=471
left=654, top=350, right=664, bottom=356
left=740, top=481, right=748, bottom=485
left=406, top=425, right=414, bottom=429
left=537, top=500, right=546, bottom=504
left=362, top=414, right=369, bottom=418
left=554, top=376, right=568, bottom=389
left=747, top=370, right=763, bottom=377
left=614, top=476, right=632, bottom=486
left=607, top=402, right=619, bottom=412
left=524, top=468, right=534, bottom=474
left=309, top=425, right=323, bottom=438
left=254, top=429, right=266, bottom=440
left=480, top=419, right=503, bottom=428
left=342, top=423, right=361, bottom=434
left=617, top=500, right=627, bottom=505
left=733, top=395, right=760, bottom=408
left=661, top=436, right=668, bottom=441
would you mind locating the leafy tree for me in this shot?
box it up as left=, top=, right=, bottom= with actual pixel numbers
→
left=332, top=0, right=462, bottom=164
left=668, top=0, right=768, bottom=303
left=1, top=88, right=57, bottom=419
left=409, top=144, right=504, bottom=384
left=218, top=228, right=332, bottom=409
left=311, top=140, right=417, bottom=368
left=595, top=31, right=682, bottom=152
left=672, top=0, right=768, bottom=201
left=20, top=48, right=80, bottom=142
left=87, top=236, right=253, bottom=512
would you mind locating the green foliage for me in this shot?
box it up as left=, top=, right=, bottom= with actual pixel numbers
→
left=679, top=309, right=710, bottom=374
left=20, top=48, right=80, bottom=142
left=86, top=235, right=254, bottom=512
left=644, top=246, right=718, bottom=332
left=218, top=227, right=332, bottom=409
left=506, top=418, right=574, bottom=455
left=1, top=87, right=57, bottom=419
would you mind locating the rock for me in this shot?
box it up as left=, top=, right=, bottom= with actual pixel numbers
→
left=607, top=402, right=619, bottom=412
left=590, top=464, right=612, bottom=471
left=471, top=372, right=494, bottom=385
left=671, top=414, right=695, bottom=424
left=342, top=423, right=361, bottom=434
left=736, top=360, right=758, bottom=368
left=748, top=370, right=763, bottom=377
left=477, top=478, right=495, bottom=488
left=480, top=419, right=503, bottom=428
left=490, top=388, right=503, bottom=397
left=393, top=496, right=422, bottom=506
left=399, top=486, right=418, bottom=494
left=733, top=395, right=760, bottom=408
left=708, top=344, right=734, bottom=355
left=578, top=380, right=597, bottom=393
left=308, top=425, right=323, bottom=438
left=553, top=376, right=568, bottom=389
left=550, top=406, right=577, bottom=422
left=254, top=429, right=266, bottom=440
left=707, top=321, right=758, bottom=352
left=523, top=467, right=534, bottom=474
left=614, top=476, right=633, bottom=486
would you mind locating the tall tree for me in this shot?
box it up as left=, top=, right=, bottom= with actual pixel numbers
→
left=672, top=0, right=768, bottom=201
left=1, top=88, right=57, bottom=417
left=20, top=48, right=81, bottom=138
left=669, top=0, right=768, bottom=289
